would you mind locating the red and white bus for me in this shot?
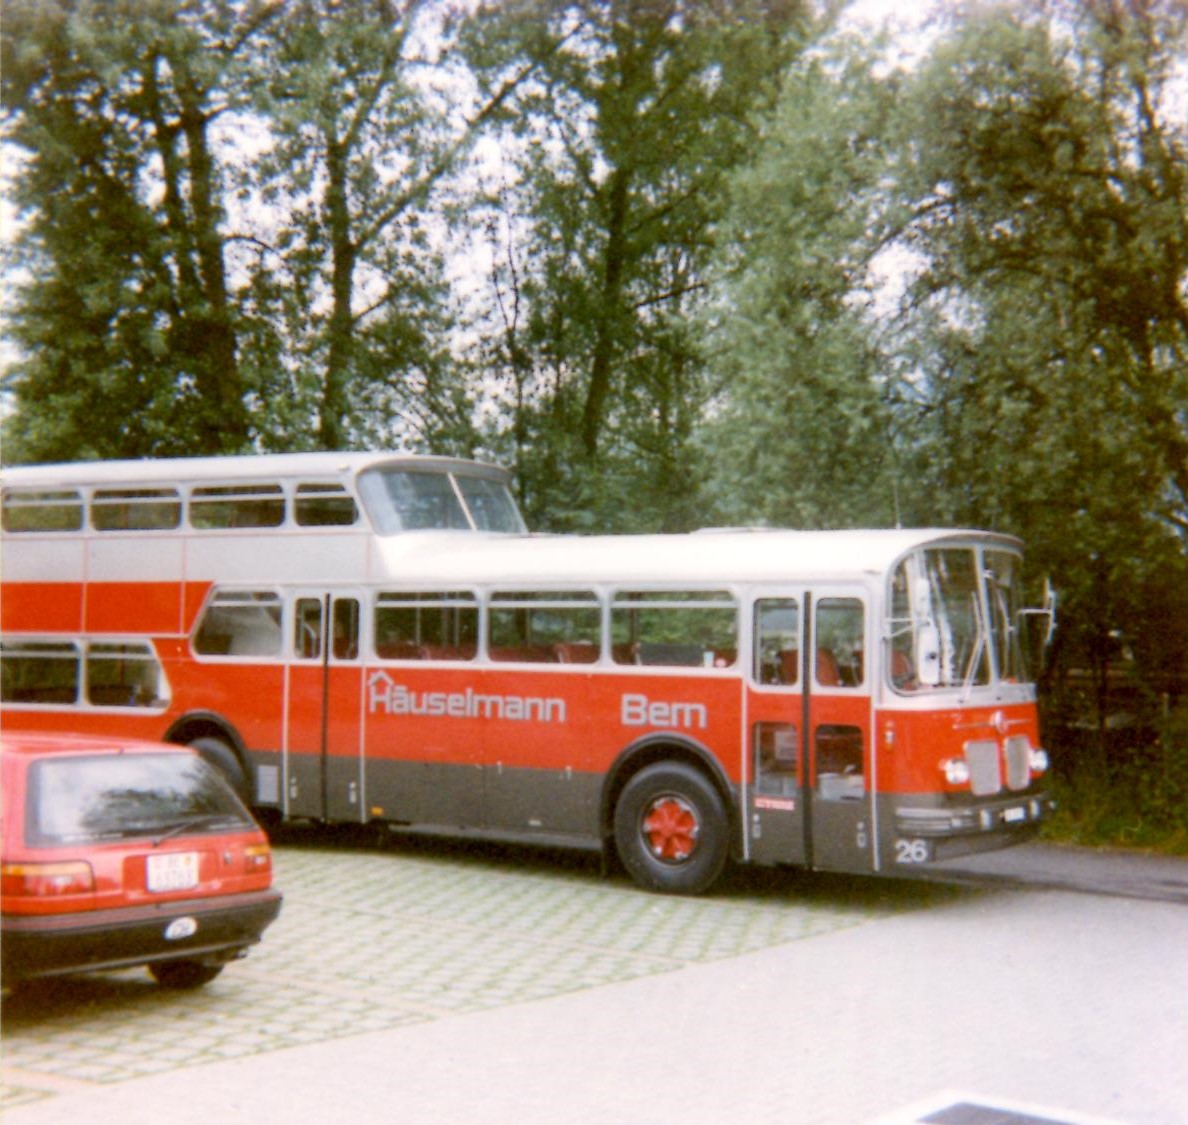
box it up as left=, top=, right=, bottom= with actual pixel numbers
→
left=1, top=452, right=1054, bottom=893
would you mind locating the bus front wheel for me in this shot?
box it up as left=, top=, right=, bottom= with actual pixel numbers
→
left=613, top=762, right=728, bottom=895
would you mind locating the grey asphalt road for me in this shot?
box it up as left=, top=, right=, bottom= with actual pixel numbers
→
left=913, top=840, right=1188, bottom=904
left=3, top=836, right=1186, bottom=1125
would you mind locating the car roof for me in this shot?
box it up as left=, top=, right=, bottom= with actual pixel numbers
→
left=0, top=732, right=193, bottom=759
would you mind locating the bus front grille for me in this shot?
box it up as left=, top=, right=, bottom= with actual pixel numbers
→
left=1005, top=735, right=1031, bottom=791
left=965, top=739, right=1001, bottom=796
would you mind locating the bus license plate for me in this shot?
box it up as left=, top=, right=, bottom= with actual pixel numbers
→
left=1002, top=806, right=1027, bottom=824
left=148, top=852, right=199, bottom=893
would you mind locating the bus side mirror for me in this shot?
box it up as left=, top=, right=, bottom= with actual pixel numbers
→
left=916, top=624, right=941, bottom=687
left=1019, top=578, right=1057, bottom=672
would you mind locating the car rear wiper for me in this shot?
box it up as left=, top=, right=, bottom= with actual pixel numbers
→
left=151, top=815, right=230, bottom=847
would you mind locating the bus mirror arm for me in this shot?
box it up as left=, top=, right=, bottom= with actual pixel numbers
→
left=1019, top=578, right=1057, bottom=645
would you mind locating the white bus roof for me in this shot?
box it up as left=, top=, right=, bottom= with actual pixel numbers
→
left=377, top=527, right=1023, bottom=588
left=0, top=451, right=513, bottom=489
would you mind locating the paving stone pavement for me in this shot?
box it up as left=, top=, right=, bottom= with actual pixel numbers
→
left=1, top=832, right=943, bottom=1111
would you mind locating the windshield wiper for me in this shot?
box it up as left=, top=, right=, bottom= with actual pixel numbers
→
left=961, top=592, right=988, bottom=703
left=151, top=814, right=228, bottom=848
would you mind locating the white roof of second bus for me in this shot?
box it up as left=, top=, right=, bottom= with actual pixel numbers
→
left=0, top=451, right=512, bottom=489
left=376, top=527, right=1020, bottom=588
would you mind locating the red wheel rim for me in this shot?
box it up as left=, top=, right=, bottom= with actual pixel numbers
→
left=641, top=795, right=699, bottom=862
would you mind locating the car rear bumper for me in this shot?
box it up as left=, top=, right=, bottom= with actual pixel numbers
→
left=1, top=887, right=283, bottom=982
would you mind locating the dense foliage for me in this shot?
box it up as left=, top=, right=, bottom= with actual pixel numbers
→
left=3, top=0, right=1186, bottom=847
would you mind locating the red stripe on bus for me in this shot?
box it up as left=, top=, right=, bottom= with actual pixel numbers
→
left=1, top=583, right=84, bottom=633
left=2, top=581, right=212, bottom=636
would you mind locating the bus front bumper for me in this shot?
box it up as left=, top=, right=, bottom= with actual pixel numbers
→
left=896, top=793, right=1054, bottom=839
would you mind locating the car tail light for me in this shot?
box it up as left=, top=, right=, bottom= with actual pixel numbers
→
left=244, top=844, right=271, bottom=873
left=1, top=860, right=95, bottom=898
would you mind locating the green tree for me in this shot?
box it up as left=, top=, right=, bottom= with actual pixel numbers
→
left=895, top=0, right=1188, bottom=738
left=1, top=0, right=281, bottom=460
left=463, top=0, right=811, bottom=531
left=246, top=0, right=471, bottom=453
left=698, top=33, right=903, bottom=528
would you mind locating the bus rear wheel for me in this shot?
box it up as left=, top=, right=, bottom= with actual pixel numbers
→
left=189, top=736, right=250, bottom=806
left=613, top=762, right=728, bottom=895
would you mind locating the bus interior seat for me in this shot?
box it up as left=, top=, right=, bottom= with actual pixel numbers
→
left=816, top=649, right=841, bottom=686
left=554, top=642, right=599, bottom=664
left=489, top=645, right=555, bottom=663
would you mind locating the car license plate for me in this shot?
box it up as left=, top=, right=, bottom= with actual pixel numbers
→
left=1002, top=806, right=1027, bottom=824
left=148, top=852, right=199, bottom=893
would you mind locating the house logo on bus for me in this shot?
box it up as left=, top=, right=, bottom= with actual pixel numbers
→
left=367, top=671, right=567, bottom=724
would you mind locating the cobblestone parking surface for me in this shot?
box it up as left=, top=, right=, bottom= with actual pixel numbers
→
left=1, top=830, right=950, bottom=1110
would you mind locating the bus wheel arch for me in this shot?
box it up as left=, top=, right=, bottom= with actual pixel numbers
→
left=605, top=740, right=734, bottom=895
left=166, top=716, right=251, bottom=805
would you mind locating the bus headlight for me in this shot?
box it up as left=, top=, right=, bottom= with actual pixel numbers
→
left=940, top=757, right=971, bottom=786
left=1030, top=747, right=1050, bottom=774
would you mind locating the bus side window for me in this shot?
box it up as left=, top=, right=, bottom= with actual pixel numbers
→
left=816, top=724, right=864, bottom=800
left=754, top=722, right=798, bottom=795
left=0, top=641, right=80, bottom=704
left=374, top=592, right=478, bottom=661
left=191, top=484, right=285, bottom=529
left=295, top=483, right=358, bottom=527
left=611, top=591, right=737, bottom=669
left=754, top=599, right=799, bottom=685
left=1, top=490, right=83, bottom=532
left=488, top=591, right=600, bottom=664
left=91, top=488, right=181, bottom=531
left=815, top=598, right=865, bottom=688
left=86, top=642, right=164, bottom=706
left=332, top=598, right=359, bottom=661
left=295, top=598, right=323, bottom=660
left=194, top=591, right=283, bottom=657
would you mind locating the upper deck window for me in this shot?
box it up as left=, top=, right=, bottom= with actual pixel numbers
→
left=191, top=484, right=285, bottom=530
left=358, top=467, right=525, bottom=534
left=92, top=488, right=182, bottom=531
left=295, top=483, right=358, bottom=527
left=2, top=490, right=84, bottom=532
left=455, top=475, right=525, bottom=533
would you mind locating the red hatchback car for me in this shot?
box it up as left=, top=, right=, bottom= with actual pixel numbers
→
left=1, top=732, right=282, bottom=988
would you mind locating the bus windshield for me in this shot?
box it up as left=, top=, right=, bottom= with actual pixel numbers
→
left=358, top=468, right=525, bottom=535
left=985, top=549, right=1028, bottom=682
left=890, top=545, right=1027, bottom=691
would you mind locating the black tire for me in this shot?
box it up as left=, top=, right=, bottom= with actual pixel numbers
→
left=613, top=762, right=729, bottom=895
left=189, top=736, right=250, bottom=805
left=149, top=960, right=225, bottom=989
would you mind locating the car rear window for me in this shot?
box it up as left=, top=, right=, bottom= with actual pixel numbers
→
left=26, top=752, right=255, bottom=846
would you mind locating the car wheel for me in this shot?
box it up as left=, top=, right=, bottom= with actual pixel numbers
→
left=613, top=762, right=729, bottom=895
left=149, top=960, right=225, bottom=989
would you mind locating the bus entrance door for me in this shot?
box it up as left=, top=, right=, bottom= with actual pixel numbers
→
left=286, top=591, right=365, bottom=823
left=747, top=595, right=807, bottom=867
left=804, top=592, right=872, bottom=874
left=747, top=591, right=873, bottom=874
